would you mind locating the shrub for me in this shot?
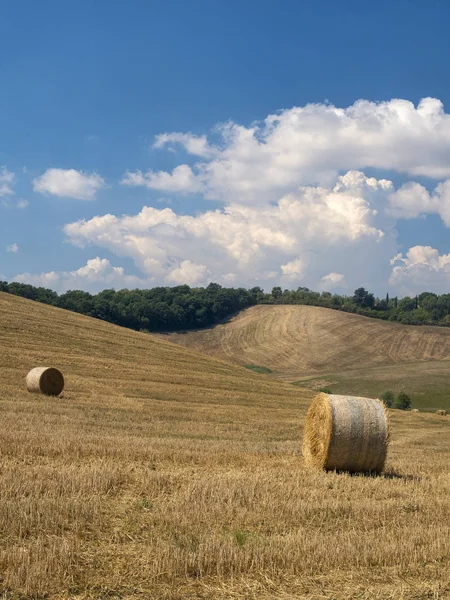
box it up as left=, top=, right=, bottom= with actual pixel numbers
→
left=379, top=390, right=395, bottom=408
left=319, top=387, right=332, bottom=394
left=394, top=391, right=411, bottom=411
left=244, top=365, right=272, bottom=374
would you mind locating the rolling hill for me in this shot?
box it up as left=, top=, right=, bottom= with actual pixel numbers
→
left=164, top=304, right=450, bottom=410
left=1, top=292, right=450, bottom=599
left=164, top=305, right=450, bottom=374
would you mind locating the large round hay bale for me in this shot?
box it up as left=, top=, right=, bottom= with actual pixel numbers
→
left=436, top=409, right=447, bottom=416
left=26, top=367, right=64, bottom=396
left=302, top=393, right=389, bottom=474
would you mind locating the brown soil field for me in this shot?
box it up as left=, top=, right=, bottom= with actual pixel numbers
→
left=165, top=304, right=450, bottom=375
left=1, top=292, right=450, bottom=599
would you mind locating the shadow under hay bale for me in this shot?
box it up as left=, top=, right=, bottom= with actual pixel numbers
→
left=26, top=367, right=64, bottom=396
left=302, top=393, right=389, bottom=474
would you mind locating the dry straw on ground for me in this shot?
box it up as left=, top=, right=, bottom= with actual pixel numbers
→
left=302, top=393, right=389, bottom=473
left=26, top=366, right=64, bottom=396
left=2, top=292, right=450, bottom=599
left=436, top=409, right=447, bottom=416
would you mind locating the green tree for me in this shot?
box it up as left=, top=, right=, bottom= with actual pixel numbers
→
left=353, top=287, right=375, bottom=308
left=271, top=286, right=283, bottom=301
left=398, top=296, right=416, bottom=312
left=379, top=390, right=394, bottom=408
left=394, top=391, right=411, bottom=410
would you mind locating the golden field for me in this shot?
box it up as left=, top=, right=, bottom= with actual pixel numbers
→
left=1, top=292, right=450, bottom=599
left=165, top=304, right=450, bottom=410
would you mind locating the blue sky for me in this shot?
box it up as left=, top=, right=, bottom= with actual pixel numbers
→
left=2, top=0, right=450, bottom=296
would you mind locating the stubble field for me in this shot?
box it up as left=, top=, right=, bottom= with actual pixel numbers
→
left=166, top=305, right=450, bottom=410
left=1, top=293, right=450, bottom=599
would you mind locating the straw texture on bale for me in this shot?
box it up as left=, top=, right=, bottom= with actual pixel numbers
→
left=411, top=409, right=420, bottom=413
left=302, top=393, right=389, bottom=474
left=26, top=367, right=64, bottom=396
left=436, top=409, right=447, bottom=416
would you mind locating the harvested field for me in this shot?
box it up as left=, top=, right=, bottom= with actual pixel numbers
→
left=165, top=305, right=450, bottom=377
left=1, top=292, right=450, bottom=599
left=165, top=305, right=450, bottom=410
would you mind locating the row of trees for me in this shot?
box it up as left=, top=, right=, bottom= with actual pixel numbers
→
left=0, top=281, right=258, bottom=331
left=2, top=280, right=450, bottom=332
left=267, top=286, right=450, bottom=326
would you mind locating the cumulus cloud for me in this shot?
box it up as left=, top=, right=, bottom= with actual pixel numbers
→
left=281, top=258, right=305, bottom=279
left=123, top=98, right=450, bottom=204
left=21, top=98, right=450, bottom=294
left=153, top=133, right=214, bottom=158
left=166, top=260, right=210, bottom=285
left=6, top=243, right=19, bottom=253
left=33, top=168, right=106, bottom=200
left=14, top=257, right=147, bottom=293
left=62, top=170, right=398, bottom=291
left=390, top=246, right=450, bottom=294
left=121, top=164, right=203, bottom=194
left=320, top=272, right=346, bottom=289
left=387, top=179, right=450, bottom=226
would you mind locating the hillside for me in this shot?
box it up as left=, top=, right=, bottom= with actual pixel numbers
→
left=164, top=304, right=450, bottom=375
left=1, top=292, right=450, bottom=599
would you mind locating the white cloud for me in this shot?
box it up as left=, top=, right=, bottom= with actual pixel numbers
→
left=0, top=167, right=15, bottom=197
left=16, top=199, right=29, bottom=209
left=6, top=243, right=19, bottom=253
left=387, top=179, right=450, bottom=226
left=122, top=97, right=450, bottom=204
left=62, top=170, right=397, bottom=291
left=281, top=258, right=305, bottom=278
left=166, top=260, right=210, bottom=285
left=33, top=168, right=106, bottom=200
left=14, top=257, right=147, bottom=293
left=390, top=246, right=450, bottom=294
left=121, top=164, right=203, bottom=194
left=320, top=272, right=346, bottom=289
left=153, top=133, right=214, bottom=158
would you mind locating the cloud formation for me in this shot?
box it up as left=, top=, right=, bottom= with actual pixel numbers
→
left=6, top=243, right=19, bottom=253
left=15, top=257, right=146, bottom=293
left=0, top=167, right=15, bottom=197
left=121, top=165, right=203, bottom=194
left=64, top=170, right=397, bottom=291
left=124, top=98, right=450, bottom=204
left=15, top=98, right=450, bottom=295
left=33, top=168, right=106, bottom=200
left=390, top=246, right=450, bottom=295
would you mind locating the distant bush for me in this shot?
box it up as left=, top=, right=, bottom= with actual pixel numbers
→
left=393, top=391, right=412, bottom=411
left=319, top=387, right=332, bottom=394
left=379, top=390, right=395, bottom=408
left=244, top=365, right=272, bottom=374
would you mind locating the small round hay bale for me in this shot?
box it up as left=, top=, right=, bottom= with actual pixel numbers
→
left=436, top=409, right=447, bottom=416
left=26, top=367, right=64, bottom=396
left=411, top=409, right=420, bottom=413
left=302, top=393, right=389, bottom=474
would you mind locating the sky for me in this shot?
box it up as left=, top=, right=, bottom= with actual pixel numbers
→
left=2, top=0, right=450, bottom=297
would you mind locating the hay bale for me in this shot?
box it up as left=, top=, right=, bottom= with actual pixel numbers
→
left=411, top=409, right=420, bottom=413
left=436, top=409, right=447, bottom=416
left=26, top=367, right=64, bottom=396
left=302, top=393, right=389, bottom=474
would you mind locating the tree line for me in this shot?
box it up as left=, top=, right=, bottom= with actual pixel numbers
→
left=2, top=279, right=450, bottom=332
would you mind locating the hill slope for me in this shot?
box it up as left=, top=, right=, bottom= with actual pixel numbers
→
left=1, top=292, right=450, bottom=599
left=165, top=304, right=450, bottom=375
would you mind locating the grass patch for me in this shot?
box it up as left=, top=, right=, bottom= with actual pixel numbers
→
left=294, top=362, right=450, bottom=412
left=243, top=365, right=273, bottom=374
